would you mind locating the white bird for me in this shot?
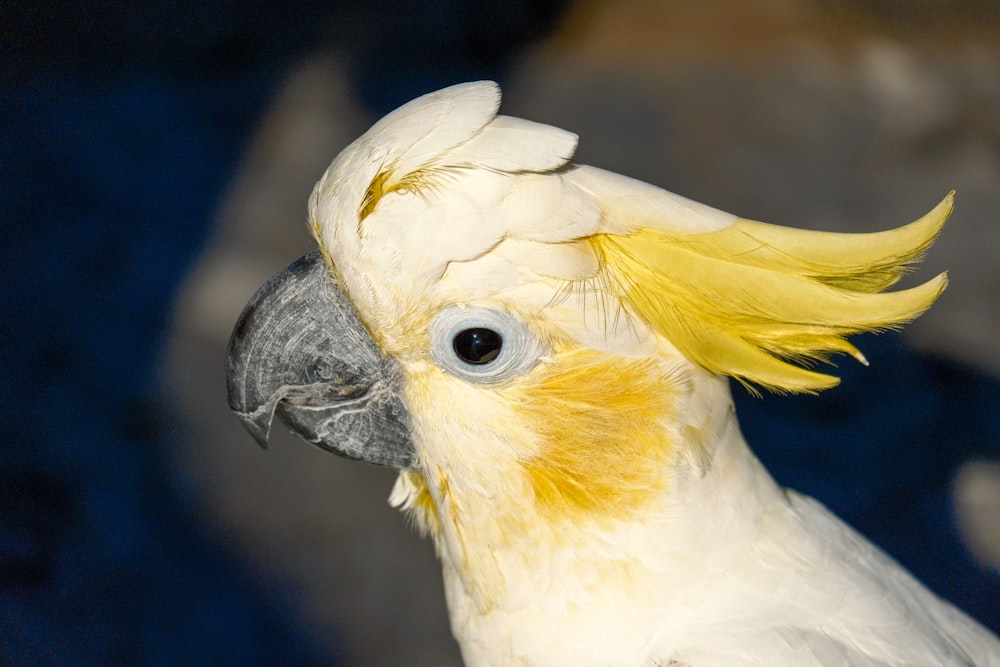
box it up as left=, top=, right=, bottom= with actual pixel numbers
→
left=226, top=81, right=1000, bottom=666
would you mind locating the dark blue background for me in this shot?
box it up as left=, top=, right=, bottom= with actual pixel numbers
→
left=1, top=1, right=997, bottom=664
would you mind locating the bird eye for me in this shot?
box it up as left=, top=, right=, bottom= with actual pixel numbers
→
left=430, top=306, right=545, bottom=384
left=452, top=328, right=502, bottom=365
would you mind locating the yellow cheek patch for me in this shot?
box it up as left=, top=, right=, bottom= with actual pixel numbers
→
left=513, top=348, right=681, bottom=522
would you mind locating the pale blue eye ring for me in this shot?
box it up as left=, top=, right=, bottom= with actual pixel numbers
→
left=429, top=306, right=546, bottom=384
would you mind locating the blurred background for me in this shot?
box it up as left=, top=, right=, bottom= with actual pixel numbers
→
left=2, top=0, right=999, bottom=664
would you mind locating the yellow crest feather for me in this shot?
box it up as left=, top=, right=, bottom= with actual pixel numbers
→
left=588, top=193, right=952, bottom=394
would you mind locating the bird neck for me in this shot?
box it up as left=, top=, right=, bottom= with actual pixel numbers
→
left=396, top=373, right=786, bottom=618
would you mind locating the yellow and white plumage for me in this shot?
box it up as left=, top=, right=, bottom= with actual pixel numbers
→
left=228, top=81, right=1000, bottom=666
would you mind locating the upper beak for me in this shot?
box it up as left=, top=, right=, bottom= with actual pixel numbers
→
left=225, top=250, right=417, bottom=469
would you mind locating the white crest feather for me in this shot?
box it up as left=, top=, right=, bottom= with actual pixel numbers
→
left=443, top=115, right=578, bottom=173
left=363, top=81, right=502, bottom=178
left=565, top=165, right=736, bottom=234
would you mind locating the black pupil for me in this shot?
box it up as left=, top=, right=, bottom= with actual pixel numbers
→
left=453, top=328, right=502, bottom=365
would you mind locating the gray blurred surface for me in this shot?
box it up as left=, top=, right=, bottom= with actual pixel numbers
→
left=164, top=2, right=1000, bottom=663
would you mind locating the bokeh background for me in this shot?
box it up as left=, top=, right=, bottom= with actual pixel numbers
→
left=3, top=1, right=999, bottom=664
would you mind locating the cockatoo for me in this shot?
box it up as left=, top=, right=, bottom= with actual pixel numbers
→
left=226, top=81, right=1000, bottom=666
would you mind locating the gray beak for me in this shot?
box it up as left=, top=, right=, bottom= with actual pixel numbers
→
left=225, top=250, right=417, bottom=469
